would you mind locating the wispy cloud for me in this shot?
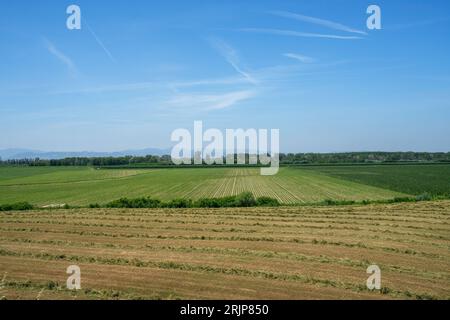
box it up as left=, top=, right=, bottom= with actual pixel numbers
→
left=167, top=90, right=256, bottom=110
left=44, top=39, right=78, bottom=77
left=209, top=38, right=257, bottom=84
left=86, top=22, right=116, bottom=63
left=384, top=17, right=449, bottom=31
left=239, top=28, right=362, bottom=40
left=270, top=10, right=367, bottom=35
left=48, top=81, right=163, bottom=95
left=168, top=39, right=259, bottom=111
left=169, top=76, right=249, bottom=90
left=283, top=53, right=315, bottom=63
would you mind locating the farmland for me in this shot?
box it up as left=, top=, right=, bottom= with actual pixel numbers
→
left=0, top=164, right=449, bottom=300
left=304, top=164, right=450, bottom=197
left=0, top=200, right=449, bottom=299
left=0, top=165, right=430, bottom=206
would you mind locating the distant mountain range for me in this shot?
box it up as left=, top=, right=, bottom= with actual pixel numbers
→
left=0, top=148, right=171, bottom=160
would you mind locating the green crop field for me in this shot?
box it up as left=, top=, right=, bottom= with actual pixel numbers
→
left=304, top=164, right=450, bottom=197
left=0, top=166, right=416, bottom=206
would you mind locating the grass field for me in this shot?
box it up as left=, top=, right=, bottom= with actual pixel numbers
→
left=304, top=164, right=450, bottom=197
left=0, top=165, right=426, bottom=206
left=0, top=200, right=449, bottom=300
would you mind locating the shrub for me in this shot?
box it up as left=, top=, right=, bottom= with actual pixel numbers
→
left=163, top=199, right=192, bottom=208
left=389, top=197, right=414, bottom=203
left=195, top=198, right=221, bottom=208
left=322, top=199, right=356, bottom=206
left=415, top=193, right=432, bottom=201
left=219, top=195, right=241, bottom=207
left=0, top=202, right=34, bottom=211
left=194, top=194, right=279, bottom=208
left=106, top=198, right=131, bottom=208
left=234, top=192, right=257, bottom=207
left=323, top=199, right=337, bottom=206
left=45, top=281, right=58, bottom=290
left=195, top=195, right=240, bottom=208
left=104, top=192, right=280, bottom=209
left=256, top=196, right=280, bottom=207
left=131, top=197, right=161, bottom=208
left=88, top=203, right=101, bottom=208
left=106, top=197, right=161, bottom=208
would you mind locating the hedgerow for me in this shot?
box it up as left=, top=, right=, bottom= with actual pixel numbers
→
left=103, top=192, right=279, bottom=209
left=0, top=202, right=34, bottom=211
left=1, top=192, right=447, bottom=212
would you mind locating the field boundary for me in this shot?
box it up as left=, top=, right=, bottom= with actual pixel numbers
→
left=1, top=192, right=449, bottom=212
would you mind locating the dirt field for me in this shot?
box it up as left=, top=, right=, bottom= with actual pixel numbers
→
left=0, top=201, right=449, bottom=300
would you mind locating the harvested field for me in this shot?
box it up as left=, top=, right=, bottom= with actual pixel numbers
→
left=0, top=201, right=449, bottom=300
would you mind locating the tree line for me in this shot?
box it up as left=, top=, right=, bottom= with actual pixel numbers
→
left=279, top=152, right=450, bottom=164
left=1, top=152, right=450, bottom=166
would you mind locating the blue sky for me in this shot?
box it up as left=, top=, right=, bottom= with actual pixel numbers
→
left=1, top=0, right=449, bottom=152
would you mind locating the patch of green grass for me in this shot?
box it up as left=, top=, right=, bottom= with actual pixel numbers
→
left=305, top=164, right=450, bottom=196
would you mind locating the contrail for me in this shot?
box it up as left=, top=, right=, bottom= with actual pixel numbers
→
left=85, top=22, right=116, bottom=63
left=270, top=10, right=367, bottom=35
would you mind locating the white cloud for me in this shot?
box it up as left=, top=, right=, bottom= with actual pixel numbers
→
left=170, top=76, right=250, bottom=89
left=384, top=17, right=449, bottom=31
left=44, top=40, right=78, bottom=77
left=239, top=28, right=362, bottom=40
left=283, top=53, right=315, bottom=63
left=270, top=10, right=367, bottom=35
left=209, top=38, right=257, bottom=84
left=167, top=90, right=256, bottom=110
left=50, top=82, right=162, bottom=95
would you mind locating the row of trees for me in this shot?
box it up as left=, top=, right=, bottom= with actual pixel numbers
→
left=279, top=152, right=450, bottom=164
left=0, top=155, right=172, bottom=166
left=1, top=152, right=450, bottom=166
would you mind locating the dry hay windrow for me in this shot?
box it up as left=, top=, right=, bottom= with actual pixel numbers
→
left=0, top=200, right=449, bottom=300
